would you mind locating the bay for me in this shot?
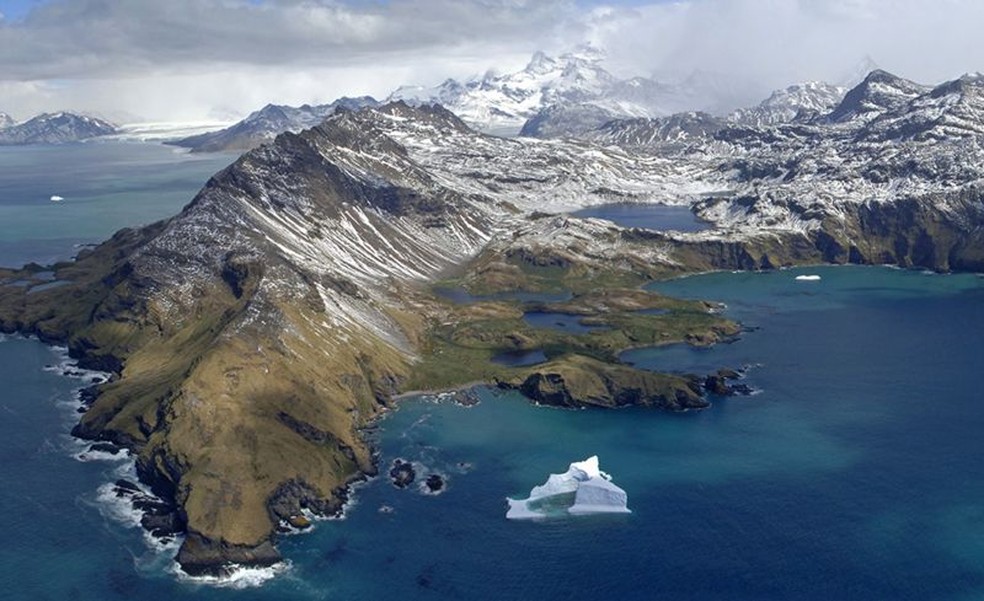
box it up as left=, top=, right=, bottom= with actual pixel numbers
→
left=2, top=142, right=983, bottom=599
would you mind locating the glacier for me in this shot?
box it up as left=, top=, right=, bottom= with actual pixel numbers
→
left=506, top=456, right=630, bottom=519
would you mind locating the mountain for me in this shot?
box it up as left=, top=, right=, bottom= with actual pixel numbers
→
left=826, top=69, right=929, bottom=124
left=561, top=80, right=845, bottom=150
left=172, top=96, right=379, bottom=152
left=176, top=47, right=787, bottom=151
left=4, top=70, right=984, bottom=577
left=729, top=81, right=846, bottom=127
left=0, top=112, right=118, bottom=145
left=391, top=47, right=760, bottom=136
left=857, top=73, right=984, bottom=142
left=518, top=64, right=803, bottom=140
left=387, top=46, right=619, bottom=134
left=586, top=111, right=727, bottom=151
left=0, top=112, right=14, bottom=128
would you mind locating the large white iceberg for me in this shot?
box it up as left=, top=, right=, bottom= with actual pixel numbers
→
left=506, top=456, right=630, bottom=519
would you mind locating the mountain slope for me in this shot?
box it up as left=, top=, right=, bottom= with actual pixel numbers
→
left=826, top=69, right=929, bottom=123
left=0, top=112, right=117, bottom=145
left=0, top=112, right=14, bottom=128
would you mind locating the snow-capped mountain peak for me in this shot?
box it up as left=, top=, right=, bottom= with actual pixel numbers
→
left=827, top=69, right=929, bottom=124
left=730, top=81, right=846, bottom=127
left=385, top=46, right=619, bottom=134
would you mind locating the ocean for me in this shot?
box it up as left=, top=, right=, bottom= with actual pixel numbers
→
left=0, top=141, right=234, bottom=267
left=1, top=147, right=983, bottom=599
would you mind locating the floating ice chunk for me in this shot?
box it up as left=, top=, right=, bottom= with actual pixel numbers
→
left=506, top=456, right=630, bottom=519
left=50, top=195, right=64, bottom=202
left=795, top=274, right=821, bottom=281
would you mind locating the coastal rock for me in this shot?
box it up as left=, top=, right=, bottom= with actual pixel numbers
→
left=175, top=534, right=282, bottom=578
left=424, top=474, right=445, bottom=494
left=704, top=369, right=754, bottom=396
left=502, top=354, right=708, bottom=410
left=390, top=459, right=416, bottom=489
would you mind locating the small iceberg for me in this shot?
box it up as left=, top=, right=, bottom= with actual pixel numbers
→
left=506, top=456, right=630, bottom=519
left=795, top=274, right=821, bottom=281
left=50, top=195, right=64, bottom=202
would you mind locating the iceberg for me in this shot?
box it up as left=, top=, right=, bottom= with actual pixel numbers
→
left=795, top=274, right=821, bottom=281
left=506, top=456, right=630, bottom=519
left=50, top=195, right=64, bottom=202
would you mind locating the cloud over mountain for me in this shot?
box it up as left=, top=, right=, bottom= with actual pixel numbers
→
left=0, top=0, right=979, bottom=121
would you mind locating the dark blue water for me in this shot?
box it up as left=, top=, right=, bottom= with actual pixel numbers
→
left=522, top=311, right=609, bottom=333
left=0, top=142, right=233, bottom=267
left=434, top=287, right=572, bottom=305
left=571, top=203, right=709, bottom=233
left=5, top=265, right=984, bottom=599
left=491, top=349, right=548, bottom=367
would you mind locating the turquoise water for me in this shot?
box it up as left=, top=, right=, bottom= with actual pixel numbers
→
left=5, top=265, right=984, bottom=599
left=0, top=142, right=233, bottom=267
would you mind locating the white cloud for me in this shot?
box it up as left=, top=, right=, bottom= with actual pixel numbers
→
left=0, top=0, right=979, bottom=121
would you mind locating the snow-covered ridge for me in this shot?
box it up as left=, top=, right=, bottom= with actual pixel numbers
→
left=172, top=97, right=379, bottom=152
left=0, top=112, right=118, bottom=145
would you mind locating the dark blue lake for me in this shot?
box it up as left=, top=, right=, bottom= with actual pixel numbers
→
left=522, top=311, right=608, bottom=333
left=491, top=349, right=548, bottom=367
left=571, top=203, right=709, bottom=233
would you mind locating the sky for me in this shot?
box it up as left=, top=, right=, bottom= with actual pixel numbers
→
left=0, top=0, right=981, bottom=122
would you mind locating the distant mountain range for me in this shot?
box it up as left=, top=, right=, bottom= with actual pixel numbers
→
left=171, top=48, right=882, bottom=153
left=0, top=112, right=118, bottom=145
left=169, top=97, right=379, bottom=153
left=386, top=45, right=766, bottom=135
left=0, top=48, right=889, bottom=153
